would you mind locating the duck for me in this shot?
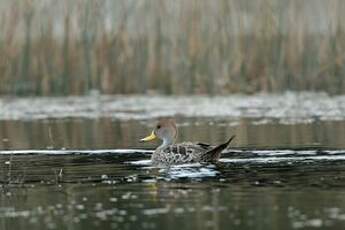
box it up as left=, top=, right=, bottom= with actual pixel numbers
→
left=140, top=118, right=235, bottom=166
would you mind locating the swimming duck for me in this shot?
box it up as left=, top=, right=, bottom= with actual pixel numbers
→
left=140, top=118, right=235, bottom=166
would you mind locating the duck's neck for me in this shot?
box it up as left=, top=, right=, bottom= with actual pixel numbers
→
left=158, top=137, right=174, bottom=149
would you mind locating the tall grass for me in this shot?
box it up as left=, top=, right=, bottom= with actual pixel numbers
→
left=0, top=0, right=345, bottom=95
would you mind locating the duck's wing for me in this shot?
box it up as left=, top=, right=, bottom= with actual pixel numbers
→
left=200, top=135, right=236, bottom=162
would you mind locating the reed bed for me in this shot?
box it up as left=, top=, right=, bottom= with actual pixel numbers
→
left=0, top=0, right=345, bottom=95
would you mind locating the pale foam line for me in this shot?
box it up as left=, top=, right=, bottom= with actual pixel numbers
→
left=226, top=150, right=345, bottom=156
left=128, top=160, right=152, bottom=166
left=131, top=155, right=345, bottom=167
left=220, top=155, right=345, bottom=164
left=166, top=168, right=219, bottom=178
left=0, top=149, right=153, bottom=155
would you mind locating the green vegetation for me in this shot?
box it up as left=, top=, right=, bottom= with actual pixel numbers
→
left=0, top=0, right=345, bottom=95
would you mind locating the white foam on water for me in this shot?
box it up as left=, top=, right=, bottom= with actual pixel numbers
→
left=162, top=166, right=219, bottom=179
left=246, top=150, right=297, bottom=156
left=220, top=155, right=345, bottom=164
left=229, top=149, right=333, bottom=156
left=129, top=160, right=152, bottom=166
left=0, top=149, right=153, bottom=155
left=129, top=160, right=219, bottom=178
left=143, top=207, right=170, bottom=216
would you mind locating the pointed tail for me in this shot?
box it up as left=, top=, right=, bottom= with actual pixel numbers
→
left=201, top=135, right=236, bottom=162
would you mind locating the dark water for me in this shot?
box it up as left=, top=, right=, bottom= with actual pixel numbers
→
left=1, top=118, right=345, bottom=230
left=1, top=94, right=345, bottom=230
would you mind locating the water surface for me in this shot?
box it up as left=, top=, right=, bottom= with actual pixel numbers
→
left=1, top=93, right=345, bottom=230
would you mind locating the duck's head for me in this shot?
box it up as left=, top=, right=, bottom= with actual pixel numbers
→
left=140, top=118, right=177, bottom=147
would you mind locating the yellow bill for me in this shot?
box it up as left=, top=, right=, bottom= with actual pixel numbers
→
left=140, top=131, right=157, bottom=142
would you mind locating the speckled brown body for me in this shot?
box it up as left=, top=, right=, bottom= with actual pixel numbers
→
left=151, top=137, right=235, bottom=166
left=141, top=118, right=235, bottom=166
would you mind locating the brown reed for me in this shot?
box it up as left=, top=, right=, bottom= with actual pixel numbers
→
left=0, top=0, right=345, bottom=96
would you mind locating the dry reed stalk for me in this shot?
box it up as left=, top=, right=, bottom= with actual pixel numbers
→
left=0, top=0, right=344, bottom=95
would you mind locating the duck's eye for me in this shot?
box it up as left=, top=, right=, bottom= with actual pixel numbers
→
left=156, top=125, right=161, bottom=129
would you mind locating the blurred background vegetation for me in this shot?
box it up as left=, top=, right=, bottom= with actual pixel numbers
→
left=1, top=0, right=345, bottom=96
